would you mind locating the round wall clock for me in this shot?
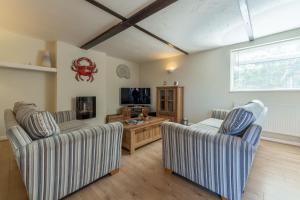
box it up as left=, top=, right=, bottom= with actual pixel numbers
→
left=116, top=64, right=130, bottom=79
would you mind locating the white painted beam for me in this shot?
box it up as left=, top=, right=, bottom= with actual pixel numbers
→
left=238, top=0, right=254, bottom=41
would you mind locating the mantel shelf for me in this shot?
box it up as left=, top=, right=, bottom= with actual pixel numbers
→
left=0, top=61, right=57, bottom=73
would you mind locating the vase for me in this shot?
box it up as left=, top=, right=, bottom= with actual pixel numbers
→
left=41, top=51, right=52, bottom=67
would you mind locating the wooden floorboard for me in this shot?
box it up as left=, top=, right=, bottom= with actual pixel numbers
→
left=0, top=140, right=300, bottom=200
left=0, top=141, right=27, bottom=200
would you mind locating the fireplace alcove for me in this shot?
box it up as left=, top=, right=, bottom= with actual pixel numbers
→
left=76, top=96, right=96, bottom=119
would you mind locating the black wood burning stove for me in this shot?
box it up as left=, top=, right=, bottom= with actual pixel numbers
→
left=76, top=96, right=96, bottom=119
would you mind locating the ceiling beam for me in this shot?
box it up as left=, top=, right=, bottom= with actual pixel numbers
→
left=85, top=0, right=188, bottom=55
left=238, top=0, right=254, bottom=41
left=85, top=0, right=126, bottom=21
left=81, top=0, right=177, bottom=50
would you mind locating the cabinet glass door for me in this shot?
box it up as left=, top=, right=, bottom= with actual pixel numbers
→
left=167, top=89, right=174, bottom=100
left=159, top=89, right=166, bottom=112
left=167, top=89, right=175, bottom=113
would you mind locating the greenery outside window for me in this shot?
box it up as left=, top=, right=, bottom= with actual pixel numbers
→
left=230, top=38, right=300, bottom=92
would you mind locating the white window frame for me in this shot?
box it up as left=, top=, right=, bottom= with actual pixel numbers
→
left=230, top=37, right=300, bottom=92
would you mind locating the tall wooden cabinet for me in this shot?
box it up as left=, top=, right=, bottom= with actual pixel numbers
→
left=156, top=86, right=183, bottom=123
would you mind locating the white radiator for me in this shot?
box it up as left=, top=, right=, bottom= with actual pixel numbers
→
left=234, top=102, right=300, bottom=137
left=263, top=103, right=300, bottom=137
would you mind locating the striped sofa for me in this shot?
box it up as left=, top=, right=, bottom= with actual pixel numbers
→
left=4, top=109, right=123, bottom=200
left=162, top=107, right=267, bottom=200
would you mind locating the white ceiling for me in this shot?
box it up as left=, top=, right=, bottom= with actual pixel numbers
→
left=0, top=0, right=299, bottom=63
left=137, top=0, right=248, bottom=53
left=0, top=0, right=120, bottom=46
left=248, top=0, right=300, bottom=38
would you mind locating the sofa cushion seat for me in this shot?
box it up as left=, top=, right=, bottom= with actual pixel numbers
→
left=199, top=118, right=223, bottom=128
left=59, top=120, right=89, bottom=133
left=189, top=122, right=219, bottom=135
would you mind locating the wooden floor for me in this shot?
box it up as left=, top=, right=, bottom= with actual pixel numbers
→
left=0, top=140, right=300, bottom=200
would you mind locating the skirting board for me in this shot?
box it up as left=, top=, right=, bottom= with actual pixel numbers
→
left=261, top=131, right=300, bottom=147
left=0, top=135, right=7, bottom=141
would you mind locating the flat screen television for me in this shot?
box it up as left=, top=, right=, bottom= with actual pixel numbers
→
left=120, top=88, right=151, bottom=105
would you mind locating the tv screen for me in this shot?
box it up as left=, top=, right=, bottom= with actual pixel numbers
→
left=121, top=88, right=151, bottom=105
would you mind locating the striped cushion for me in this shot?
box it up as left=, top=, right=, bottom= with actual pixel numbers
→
left=219, top=108, right=255, bottom=135
left=16, top=107, right=37, bottom=125
left=17, top=110, right=60, bottom=140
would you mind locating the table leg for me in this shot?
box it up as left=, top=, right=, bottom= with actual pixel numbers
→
left=129, top=131, right=135, bottom=154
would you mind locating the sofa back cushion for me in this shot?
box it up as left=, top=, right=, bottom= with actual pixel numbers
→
left=219, top=100, right=265, bottom=136
left=15, top=104, right=60, bottom=140
left=219, top=108, right=255, bottom=136
left=244, top=100, right=265, bottom=120
left=13, top=101, right=37, bottom=114
left=19, top=111, right=60, bottom=140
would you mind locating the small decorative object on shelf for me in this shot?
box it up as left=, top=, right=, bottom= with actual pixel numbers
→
left=116, top=64, right=130, bottom=79
left=182, top=117, right=189, bottom=126
left=41, top=51, right=52, bottom=67
left=163, top=81, right=167, bottom=86
left=174, top=81, right=179, bottom=86
left=142, top=107, right=149, bottom=117
left=71, top=57, right=98, bottom=82
left=138, top=113, right=144, bottom=120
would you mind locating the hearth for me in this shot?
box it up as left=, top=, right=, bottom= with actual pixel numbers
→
left=76, top=96, right=96, bottom=119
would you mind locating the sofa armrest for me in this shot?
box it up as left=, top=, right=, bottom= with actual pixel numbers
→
left=242, top=124, right=262, bottom=147
left=18, top=122, right=123, bottom=200
left=211, top=109, right=230, bottom=120
left=161, top=122, right=256, bottom=200
left=6, top=126, right=32, bottom=166
left=51, top=110, right=76, bottom=123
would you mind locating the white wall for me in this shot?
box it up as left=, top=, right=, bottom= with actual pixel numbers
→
left=0, top=29, right=56, bottom=138
left=140, top=28, right=300, bottom=137
left=105, top=56, right=140, bottom=114
left=56, top=41, right=107, bottom=125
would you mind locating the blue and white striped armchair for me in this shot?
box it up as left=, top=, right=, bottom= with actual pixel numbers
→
left=4, top=109, right=123, bottom=200
left=162, top=105, right=267, bottom=200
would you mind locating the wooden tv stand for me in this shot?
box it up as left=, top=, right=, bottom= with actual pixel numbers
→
left=122, top=117, right=168, bottom=154
left=121, top=105, right=150, bottom=118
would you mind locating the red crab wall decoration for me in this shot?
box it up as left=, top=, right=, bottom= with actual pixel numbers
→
left=71, top=57, right=98, bottom=82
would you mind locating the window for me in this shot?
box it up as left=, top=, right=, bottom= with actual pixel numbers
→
left=230, top=38, right=300, bottom=91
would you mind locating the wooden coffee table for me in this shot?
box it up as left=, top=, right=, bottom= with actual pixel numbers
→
left=122, top=117, right=168, bottom=154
